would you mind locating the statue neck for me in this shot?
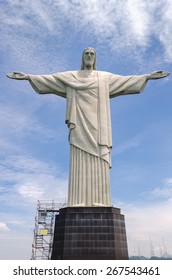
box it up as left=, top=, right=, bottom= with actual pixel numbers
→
left=83, top=65, right=94, bottom=70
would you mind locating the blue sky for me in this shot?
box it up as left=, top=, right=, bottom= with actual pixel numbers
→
left=0, top=0, right=172, bottom=259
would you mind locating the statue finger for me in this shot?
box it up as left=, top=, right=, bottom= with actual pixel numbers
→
left=6, top=73, right=16, bottom=78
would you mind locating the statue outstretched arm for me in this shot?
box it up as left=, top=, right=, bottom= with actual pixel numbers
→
left=6, top=72, right=29, bottom=80
left=6, top=72, right=66, bottom=97
left=146, top=70, right=170, bottom=80
left=109, top=70, right=170, bottom=98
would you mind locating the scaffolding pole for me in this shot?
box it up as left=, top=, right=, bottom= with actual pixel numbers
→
left=31, top=200, right=66, bottom=260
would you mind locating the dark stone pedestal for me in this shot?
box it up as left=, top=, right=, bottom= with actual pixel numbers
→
left=51, top=207, right=128, bottom=260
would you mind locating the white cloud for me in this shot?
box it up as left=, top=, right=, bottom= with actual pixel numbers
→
left=0, top=154, right=68, bottom=202
left=0, top=0, right=70, bottom=72
left=0, top=187, right=6, bottom=191
left=17, top=184, right=44, bottom=199
left=1, top=0, right=172, bottom=72
left=0, top=223, right=10, bottom=233
left=55, top=0, right=172, bottom=61
left=0, top=234, right=32, bottom=259
left=114, top=178, right=172, bottom=257
left=150, top=178, right=172, bottom=201
left=154, top=0, right=172, bottom=61
left=114, top=199, right=172, bottom=257
left=122, top=0, right=152, bottom=46
left=0, top=99, right=65, bottom=168
left=112, top=136, right=140, bottom=155
left=29, top=0, right=55, bottom=32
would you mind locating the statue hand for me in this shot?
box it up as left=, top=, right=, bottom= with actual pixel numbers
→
left=148, top=70, right=170, bottom=80
left=6, top=72, right=29, bottom=80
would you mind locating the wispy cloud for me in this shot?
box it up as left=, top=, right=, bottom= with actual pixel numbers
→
left=1, top=104, right=56, bottom=139
left=115, top=198, right=172, bottom=257
left=150, top=178, right=172, bottom=202
left=0, top=151, right=68, bottom=259
left=112, top=136, right=140, bottom=156
left=0, top=99, right=63, bottom=164
left=17, top=184, right=44, bottom=199
left=55, top=0, right=172, bottom=62
left=0, top=223, right=10, bottom=233
left=114, top=177, right=172, bottom=257
left=1, top=0, right=172, bottom=73
left=0, top=154, right=68, bottom=204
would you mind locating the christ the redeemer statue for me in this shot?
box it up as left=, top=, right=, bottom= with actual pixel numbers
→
left=7, top=48, right=170, bottom=207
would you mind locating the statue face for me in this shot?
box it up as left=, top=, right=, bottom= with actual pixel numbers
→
left=83, top=49, right=95, bottom=69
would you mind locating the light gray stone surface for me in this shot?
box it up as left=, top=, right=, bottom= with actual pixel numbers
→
left=7, top=48, right=170, bottom=206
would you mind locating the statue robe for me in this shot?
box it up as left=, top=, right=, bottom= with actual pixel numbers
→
left=28, top=70, right=147, bottom=206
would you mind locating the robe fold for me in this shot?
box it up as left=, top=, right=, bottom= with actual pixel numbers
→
left=29, top=70, right=147, bottom=206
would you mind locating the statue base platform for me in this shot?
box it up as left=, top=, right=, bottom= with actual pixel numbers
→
left=51, top=206, right=128, bottom=260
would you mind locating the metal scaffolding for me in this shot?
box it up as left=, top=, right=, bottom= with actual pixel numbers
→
left=31, top=200, right=66, bottom=260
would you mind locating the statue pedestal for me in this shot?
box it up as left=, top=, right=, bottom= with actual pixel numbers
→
left=51, top=206, right=128, bottom=260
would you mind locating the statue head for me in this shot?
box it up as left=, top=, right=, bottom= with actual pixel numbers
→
left=81, top=47, right=96, bottom=70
